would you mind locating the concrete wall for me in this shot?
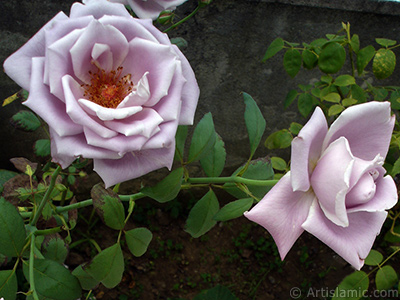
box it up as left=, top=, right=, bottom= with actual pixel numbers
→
left=1, top=0, right=400, bottom=170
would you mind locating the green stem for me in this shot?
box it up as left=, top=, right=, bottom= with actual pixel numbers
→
left=163, top=5, right=200, bottom=33
left=30, top=165, right=62, bottom=226
left=186, top=176, right=278, bottom=187
left=29, top=235, right=40, bottom=300
left=35, top=227, right=63, bottom=236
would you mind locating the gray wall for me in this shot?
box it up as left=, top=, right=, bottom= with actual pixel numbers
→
left=2, top=0, right=400, bottom=171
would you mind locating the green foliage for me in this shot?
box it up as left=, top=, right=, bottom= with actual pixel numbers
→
left=34, top=139, right=51, bottom=157
left=141, top=167, right=183, bottom=202
left=364, top=249, right=383, bottom=266
left=332, top=271, right=369, bottom=300
left=125, top=227, right=153, bottom=257
left=373, top=49, right=396, bottom=79
left=193, top=285, right=238, bottom=300
left=0, top=270, right=17, bottom=300
left=213, top=198, right=254, bottom=222
left=200, top=135, right=226, bottom=177
left=10, top=110, right=41, bottom=131
left=375, top=265, right=398, bottom=291
left=41, top=234, right=69, bottom=264
left=185, top=189, right=219, bottom=238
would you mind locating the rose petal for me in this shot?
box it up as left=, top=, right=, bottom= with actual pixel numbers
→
left=291, top=106, right=328, bottom=192
left=244, top=173, right=315, bottom=260
left=93, top=144, right=176, bottom=188
left=104, top=108, right=163, bottom=137
left=347, top=175, right=398, bottom=213
left=311, top=137, right=353, bottom=227
left=3, top=12, right=69, bottom=90
left=302, top=200, right=388, bottom=270
left=122, top=38, right=178, bottom=106
left=78, top=99, right=143, bottom=121
left=62, top=75, right=118, bottom=138
left=71, top=0, right=132, bottom=19
left=141, top=120, right=178, bottom=150
left=24, top=58, right=83, bottom=137
left=69, top=19, right=129, bottom=83
left=118, top=72, right=151, bottom=107
left=115, top=0, right=187, bottom=20
left=345, top=172, right=376, bottom=207
left=323, top=101, right=395, bottom=161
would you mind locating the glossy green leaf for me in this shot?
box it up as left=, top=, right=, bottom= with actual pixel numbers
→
left=213, top=198, right=253, bottom=222
left=243, top=92, right=266, bottom=159
left=298, top=93, right=316, bottom=117
left=188, top=113, right=217, bottom=163
left=125, top=227, right=153, bottom=257
left=34, top=139, right=51, bottom=157
left=174, top=125, right=188, bottom=162
left=262, top=37, right=284, bottom=61
left=283, top=48, right=302, bottom=77
left=302, top=49, right=318, bottom=69
left=365, top=250, right=383, bottom=266
left=23, top=259, right=82, bottom=300
left=91, top=184, right=125, bottom=230
left=72, top=265, right=99, bottom=291
left=373, top=49, right=396, bottom=80
left=185, top=189, right=219, bottom=238
left=264, top=129, right=292, bottom=149
left=0, top=197, right=26, bottom=257
left=323, top=92, right=341, bottom=103
left=224, top=158, right=274, bottom=200
left=193, top=285, right=237, bottom=300
left=357, top=45, right=375, bottom=74
left=284, top=89, right=298, bottom=108
left=318, top=42, right=346, bottom=74
left=83, top=243, right=124, bottom=289
left=41, top=234, right=69, bottom=264
left=332, top=271, right=368, bottom=300
left=328, top=104, right=344, bottom=116
left=334, top=75, right=356, bottom=87
left=10, top=110, right=41, bottom=131
left=200, top=135, right=226, bottom=177
left=271, top=156, right=287, bottom=171
left=141, top=167, right=183, bottom=203
left=376, top=38, right=397, bottom=48
left=0, top=270, right=17, bottom=300
left=376, top=265, right=398, bottom=291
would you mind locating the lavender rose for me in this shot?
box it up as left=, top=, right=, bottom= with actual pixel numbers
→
left=245, top=102, right=398, bottom=269
left=109, top=0, right=188, bottom=20
left=3, top=0, right=199, bottom=187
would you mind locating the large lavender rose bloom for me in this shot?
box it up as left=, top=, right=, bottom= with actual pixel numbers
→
left=3, top=0, right=199, bottom=187
left=110, top=0, right=188, bottom=20
left=245, top=102, right=398, bottom=270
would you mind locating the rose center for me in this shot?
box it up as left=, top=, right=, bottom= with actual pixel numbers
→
left=82, top=66, right=134, bottom=108
left=345, top=170, right=378, bottom=208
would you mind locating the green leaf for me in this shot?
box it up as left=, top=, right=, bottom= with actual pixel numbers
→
left=0, top=270, right=17, bottom=300
left=10, top=110, right=41, bottom=131
left=174, top=125, right=188, bottom=162
left=187, top=113, right=217, bottom=163
left=72, top=265, right=99, bottom=291
left=373, top=49, right=396, bottom=80
left=91, top=184, right=125, bottom=230
left=200, top=134, right=226, bottom=177
left=328, top=104, right=344, bottom=116
left=262, top=37, right=284, bottom=61
left=289, top=122, right=302, bottom=135
left=318, top=42, right=346, bottom=74
left=323, top=92, right=341, bottom=103
left=332, top=271, right=369, bottom=300
left=224, top=158, right=274, bottom=200
left=389, top=90, right=400, bottom=110
left=364, top=249, right=383, bottom=266
left=302, top=49, right=318, bottom=69
left=23, top=259, right=82, bottom=300
left=334, top=75, right=356, bottom=87
left=141, top=167, right=183, bottom=203
left=376, top=38, right=397, bottom=48
left=350, top=84, right=367, bottom=103
left=271, top=157, right=287, bottom=171
left=83, top=243, right=124, bottom=289
left=264, top=129, right=292, bottom=149
left=0, top=197, right=26, bottom=257
left=376, top=265, right=398, bottom=291
left=342, top=98, right=358, bottom=107
left=41, top=234, right=69, bottom=264
left=384, top=225, right=400, bottom=243
left=350, top=34, right=360, bottom=53
left=284, top=89, right=298, bottom=108
left=213, top=198, right=253, bottom=222
left=357, top=45, right=375, bottom=74
left=170, top=37, right=188, bottom=49
left=298, top=93, right=316, bottom=118
left=373, top=87, right=389, bottom=101
left=0, top=169, right=18, bottom=193
left=243, top=92, right=266, bottom=159
left=34, top=139, right=51, bottom=157
left=185, top=189, right=219, bottom=238
left=193, top=285, right=237, bottom=300
left=283, top=49, right=302, bottom=77
left=125, top=227, right=153, bottom=257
